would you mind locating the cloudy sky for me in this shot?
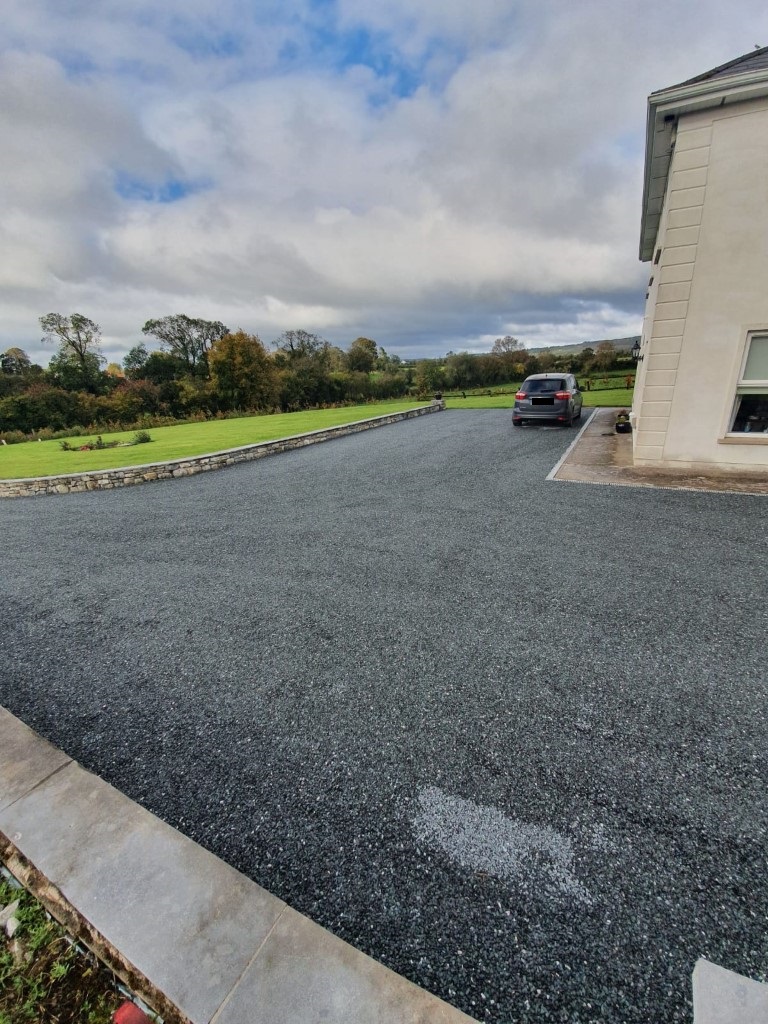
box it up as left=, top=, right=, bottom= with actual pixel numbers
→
left=4, top=1, right=768, bottom=366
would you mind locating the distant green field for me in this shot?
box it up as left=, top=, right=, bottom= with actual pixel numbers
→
left=0, top=401, right=425, bottom=479
left=445, top=387, right=633, bottom=410
left=582, top=388, right=633, bottom=408
left=443, top=368, right=634, bottom=409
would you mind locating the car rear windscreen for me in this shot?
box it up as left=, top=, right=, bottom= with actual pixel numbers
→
left=522, top=379, right=566, bottom=393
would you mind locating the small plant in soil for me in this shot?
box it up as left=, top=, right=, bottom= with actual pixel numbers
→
left=615, top=409, right=632, bottom=433
left=0, top=874, right=132, bottom=1024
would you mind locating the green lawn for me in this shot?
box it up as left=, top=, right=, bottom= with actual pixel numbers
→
left=0, top=401, right=426, bottom=479
left=582, top=388, right=633, bottom=408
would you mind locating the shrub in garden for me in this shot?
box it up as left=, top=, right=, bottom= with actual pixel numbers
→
left=58, top=432, right=151, bottom=453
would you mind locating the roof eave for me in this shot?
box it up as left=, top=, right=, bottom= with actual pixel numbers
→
left=639, top=70, right=768, bottom=262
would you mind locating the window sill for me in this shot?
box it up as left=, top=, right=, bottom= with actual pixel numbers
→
left=719, top=434, right=768, bottom=444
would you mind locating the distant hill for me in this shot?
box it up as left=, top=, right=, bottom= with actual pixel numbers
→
left=399, top=335, right=640, bottom=363
left=527, top=336, right=639, bottom=356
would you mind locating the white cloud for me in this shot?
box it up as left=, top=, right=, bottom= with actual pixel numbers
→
left=3, top=0, right=768, bottom=365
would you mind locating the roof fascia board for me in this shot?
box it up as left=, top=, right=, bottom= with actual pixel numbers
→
left=651, top=68, right=768, bottom=106
left=655, top=78, right=768, bottom=116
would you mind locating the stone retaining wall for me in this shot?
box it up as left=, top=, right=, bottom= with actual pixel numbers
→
left=0, top=403, right=444, bottom=498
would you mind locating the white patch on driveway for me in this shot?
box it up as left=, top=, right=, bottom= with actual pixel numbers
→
left=414, top=786, right=592, bottom=905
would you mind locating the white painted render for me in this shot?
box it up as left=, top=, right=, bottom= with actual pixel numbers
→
left=632, top=92, right=768, bottom=471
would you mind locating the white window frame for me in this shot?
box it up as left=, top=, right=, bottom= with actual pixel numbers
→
left=727, top=332, right=768, bottom=435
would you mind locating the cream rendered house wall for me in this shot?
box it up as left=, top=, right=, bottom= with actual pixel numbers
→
left=632, top=95, right=768, bottom=471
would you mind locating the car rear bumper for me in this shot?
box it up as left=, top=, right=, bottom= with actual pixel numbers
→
left=513, top=406, right=572, bottom=420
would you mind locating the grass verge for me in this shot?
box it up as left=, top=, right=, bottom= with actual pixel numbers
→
left=0, top=401, right=426, bottom=479
left=0, top=873, right=128, bottom=1024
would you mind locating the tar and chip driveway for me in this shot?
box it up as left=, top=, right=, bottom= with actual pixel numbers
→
left=2, top=410, right=767, bottom=1023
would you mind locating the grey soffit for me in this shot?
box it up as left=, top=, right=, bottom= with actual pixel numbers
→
left=640, top=119, right=675, bottom=262
left=639, top=47, right=768, bottom=262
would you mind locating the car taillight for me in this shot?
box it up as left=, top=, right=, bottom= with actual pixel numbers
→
left=515, top=391, right=527, bottom=400
left=555, top=391, right=571, bottom=400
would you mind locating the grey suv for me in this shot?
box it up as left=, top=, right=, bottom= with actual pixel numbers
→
left=512, top=373, right=583, bottom=426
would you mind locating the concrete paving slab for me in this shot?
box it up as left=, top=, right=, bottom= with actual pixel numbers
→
left=552, top=407, right=768, bottom=493
left=0, top=706, right=71, bottom=811
left=692, top=958, right=768, bottom=1023
left=213, top=905, right=476, bottom=1024
left=0, top=757, right=286, bottom=1023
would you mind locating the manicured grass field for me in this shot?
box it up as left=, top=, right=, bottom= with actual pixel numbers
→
left=0, top=401, right=426, bottom=479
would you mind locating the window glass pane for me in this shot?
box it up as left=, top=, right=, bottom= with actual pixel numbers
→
left=522, top=379, right=566, bottom=393
left=743, top=335, right=768, bottom=380
left=730, top=393, right=768, bottom=432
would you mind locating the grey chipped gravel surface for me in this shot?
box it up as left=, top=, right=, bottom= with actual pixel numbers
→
left=414, top=786, right=592, bottom=905
left=2, top=410, right=768, bottom=1023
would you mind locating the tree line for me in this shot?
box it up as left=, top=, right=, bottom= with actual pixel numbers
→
left=0, top=316, right=628, bottom=439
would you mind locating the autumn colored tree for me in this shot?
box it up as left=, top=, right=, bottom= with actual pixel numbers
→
left=208, top=331, right=279, bottom=411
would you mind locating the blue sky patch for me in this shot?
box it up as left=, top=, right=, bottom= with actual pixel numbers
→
left=325, top=24, right=420, bottom=96
left=52, top=49, right=98, bottom=79
left=114, top=173, right=207, bottom=203
left=277, top=6, right=432, bottom=100
left=168, top=28, right=243, bottom=60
